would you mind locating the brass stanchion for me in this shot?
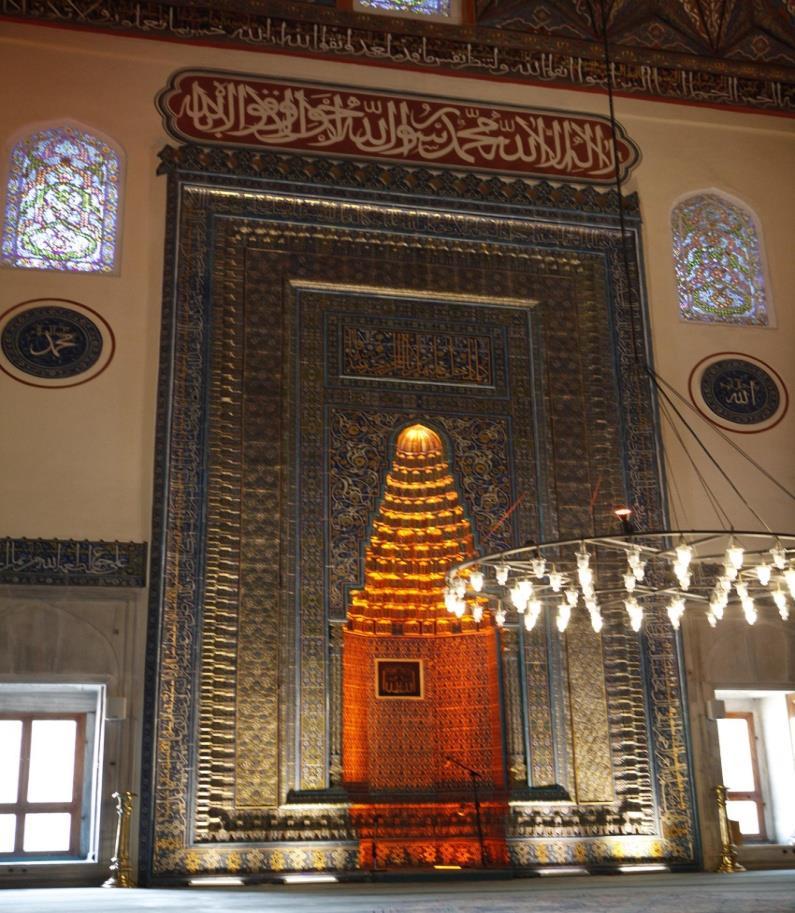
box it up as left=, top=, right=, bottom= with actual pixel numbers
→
left=103, top=791, right=137, bottom=887
left=714, top=784, right=745, bottom=873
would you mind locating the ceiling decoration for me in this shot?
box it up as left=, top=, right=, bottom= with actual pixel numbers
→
left=1, top=0, right=793, bottom=113
left=476, top=0, right=795, bottom=66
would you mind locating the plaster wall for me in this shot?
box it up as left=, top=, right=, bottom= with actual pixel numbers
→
left=0, top=19, right=793, bottom=880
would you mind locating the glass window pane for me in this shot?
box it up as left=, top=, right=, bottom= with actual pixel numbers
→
left=27, top=720, right=76, bottom=803
left=726, top=800, right=760, bottom=836
left=0, top=720, right=22, bottom=802
left=23, top=813, right=72, bottom=852
left=717, top=717, right=756, bottom=791
left=0, top=814, right=16, bottom=852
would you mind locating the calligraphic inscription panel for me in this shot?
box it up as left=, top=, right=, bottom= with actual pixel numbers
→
left=341, top=322, right=497, bottom=388
left=0, top=299, right=114, bottom=388
left=158, top=71, right=640, bottom=183
left=689, top=352, right=788, bottom=433
left=0, top=537, right=146, bottom=587
left=145, top=146, right=696, bottom=879
left=376, top=660, right=423, bottom=699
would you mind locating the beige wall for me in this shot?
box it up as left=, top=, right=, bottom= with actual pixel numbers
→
left=0, top=19, right=793, bottom=879
left=1, top=21, right=793, bottom=539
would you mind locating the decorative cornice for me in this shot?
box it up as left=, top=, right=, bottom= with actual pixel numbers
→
left=0, top=537, right=147, bottom=587
left=1, top=0, right=793, bottom=115
left=157, top=143, right=643, bottom=219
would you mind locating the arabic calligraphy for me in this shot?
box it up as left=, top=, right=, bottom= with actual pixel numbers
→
left=0, top=304, right=102, bottom=380
left=7, top=1, right=791, bottom=114
left=159, top=71, right=640, bottom=182
left=377, top=660, right=423, bottom=698
left=0, top=538, right=147, bottom=587
left=699, top=357, right=783, bottom=427
left=343, top=325, right=493, bottom=385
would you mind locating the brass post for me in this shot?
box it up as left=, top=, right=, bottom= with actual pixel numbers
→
left=714, top=784, right=745, bottom=873
left=103, top=791, right=136, bottom=887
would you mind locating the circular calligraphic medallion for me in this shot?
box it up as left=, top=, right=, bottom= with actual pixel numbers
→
left=689, top=353, right=788, bottom=433
left=0, top=299, right=114, bottom=388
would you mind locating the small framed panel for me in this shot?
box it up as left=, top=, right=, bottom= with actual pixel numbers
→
left=689, top=352, right=788, bottom=434
left=375, top=659, right=424, bottom=699
left=0, top=298, right=114, bottom=388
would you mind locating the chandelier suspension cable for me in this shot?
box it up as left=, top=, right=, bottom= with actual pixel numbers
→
left=445, top=2, right=794, bottom=636
left=648, top=365, right=795, bottom=503
left=656, top=396, right=734, bottom=530
left=599, top=0, right=643, bottom=368
left=652, top=374, right=772, bottom=533
left=599, top=0, right=790, bottom=530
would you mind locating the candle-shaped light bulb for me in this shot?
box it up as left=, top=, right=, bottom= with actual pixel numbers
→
left=624, top=596, right=643, bottom=632
left=772, top=586, right=789, bottom=621
left=623, top=572, right=636, bottom=593
left=495, top=563, right=509, bottom=586
left=754, top=563, right=772, bottom=586
left=667, top=597, right=686, bottom=630
left=726, top=539, right=745, bottom=571
left=531, top=557, right=546, bottom=579
left=518, top=578, right=534, bottom=599
left=770, top=540, right=787, bottom=570
left=510, top=584, right=528, bottom=613
left=556, top=602, right=571, bottom=633
left=565, top=587, right=579, bottom=607
left=472, top=604, right=484, bottom=624
left=548, top=567, right=563, bottom=592
left=495, top=608, right=506, bottom=627
left=675, top=539, right=693, bottom=569
left=709, top=596, right=725, bottom=621
left=785, top=565, right=795, bottom=599
left=469, top=569, right=484, bottom=592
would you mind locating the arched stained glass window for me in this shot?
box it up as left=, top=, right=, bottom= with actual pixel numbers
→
left=2, top=126, right=121, bottom=273
left=357, top=0, right=450, bottom=13
left=671, top=192, right=768, bottom=326
left=353, top=0, right=460, bottom=20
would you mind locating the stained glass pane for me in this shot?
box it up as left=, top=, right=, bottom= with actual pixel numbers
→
left=2, top=126, right=120, bottom=272
left=356, top=0, right=451, bottom=16
left=671, top=192, right=767, bottom=325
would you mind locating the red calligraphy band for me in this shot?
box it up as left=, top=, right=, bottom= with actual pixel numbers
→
left=158, top=69, right=640, bottom=183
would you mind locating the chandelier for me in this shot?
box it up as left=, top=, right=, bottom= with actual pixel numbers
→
left=447, top=528, right=795, bottom=635
left=446, top=5, right=795, bottom=636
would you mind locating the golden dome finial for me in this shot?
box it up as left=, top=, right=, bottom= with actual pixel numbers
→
left=395, top=423, right=443, bottom=455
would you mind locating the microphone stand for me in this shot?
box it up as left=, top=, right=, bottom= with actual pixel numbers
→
left=446, top=756, right=486, bottom=867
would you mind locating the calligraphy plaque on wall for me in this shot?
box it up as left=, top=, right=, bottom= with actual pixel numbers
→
left=376, top=660, right=423, bottom=699
left=157, top=70, right=640, bottom=183
left=0, top=299, right=114, bottom=388
left=689, top=352, right=788, bottom=433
